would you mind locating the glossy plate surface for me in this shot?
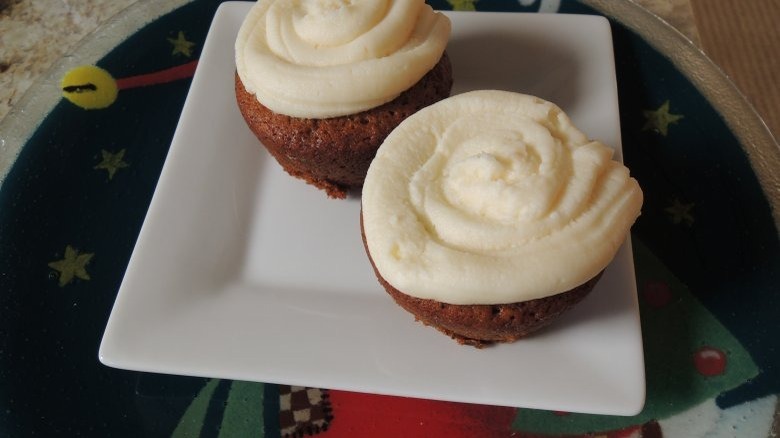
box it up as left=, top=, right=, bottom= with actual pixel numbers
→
left=99, top=3, right=645, bottom=415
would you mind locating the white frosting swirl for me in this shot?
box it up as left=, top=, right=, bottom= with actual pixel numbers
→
left=362, top=90, right=644, bottom=305
left=235, top=0, right=451, bottom=119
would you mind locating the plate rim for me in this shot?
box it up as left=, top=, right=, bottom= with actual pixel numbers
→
left=583, top=0, right=780, bottom=228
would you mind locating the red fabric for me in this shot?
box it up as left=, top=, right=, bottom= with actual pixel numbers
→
left=323, top=390, right=516, bottom=438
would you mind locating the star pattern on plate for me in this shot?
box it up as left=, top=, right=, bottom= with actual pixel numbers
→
left=167, top=31, right=196, bottom=57
left=665, top=197, right=695, bottom=226
left=48, top=245, right=94, bottom=287
left=642, top=100, right=684, bottom=136
left=94, top=149, right=129, bottom=180
left=447, top=0, right=478, bottom=11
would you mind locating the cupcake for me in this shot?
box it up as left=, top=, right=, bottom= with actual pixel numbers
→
left=361, top=90, right=644, bottom=347
left=234, top=0, right=452, bottom=198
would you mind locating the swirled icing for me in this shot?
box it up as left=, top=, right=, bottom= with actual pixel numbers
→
left=362, top=90, right=643, bottom=304
left=235, top=0, right=451, bottom=119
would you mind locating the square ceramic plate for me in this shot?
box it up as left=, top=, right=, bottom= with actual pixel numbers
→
left=100, top=2, right=645, bottom=415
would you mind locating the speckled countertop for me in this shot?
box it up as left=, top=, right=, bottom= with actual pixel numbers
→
left=0, top=0, right=135, bottom=120
left=0, top=0, right=700, bottom=124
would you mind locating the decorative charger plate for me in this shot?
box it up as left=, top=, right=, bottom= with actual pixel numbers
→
left=0, top=0, right=777, bottom=436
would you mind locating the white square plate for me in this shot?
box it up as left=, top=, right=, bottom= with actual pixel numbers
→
left=100, top=3, right=645, bottom=415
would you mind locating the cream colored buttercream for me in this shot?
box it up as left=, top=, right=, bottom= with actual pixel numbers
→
left=362, top=90, right=643, bottom=305
left=235, top=0, right=450, bottom=119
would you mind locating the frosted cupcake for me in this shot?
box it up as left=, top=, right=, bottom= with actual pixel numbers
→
left=361, top=90, right=644, bottom=347
left=235, top=0, right=452, bottom=198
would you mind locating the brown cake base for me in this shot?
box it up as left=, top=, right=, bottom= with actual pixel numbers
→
left=361, top=215, right=602, bottom=348
left=235, top=53, right=453, bottom=199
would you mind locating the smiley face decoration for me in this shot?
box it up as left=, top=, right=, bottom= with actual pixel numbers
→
left=60, top=30, right=199, bottom=110
left=60, top=60, right=199, bottom=110
left=61, top=65, right=119, bottom=109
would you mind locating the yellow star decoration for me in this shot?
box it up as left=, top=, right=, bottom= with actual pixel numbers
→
left=665, top=198, right=695, bottom=226
left=642, top=100, right=684, bottom=136
left=48, top=245, right=94, bottom=287
left=167, top=31, right=196, bottom=57
left=446, top=0, right=477, bottom=11
left=94, top=149, right=129, bottom=180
